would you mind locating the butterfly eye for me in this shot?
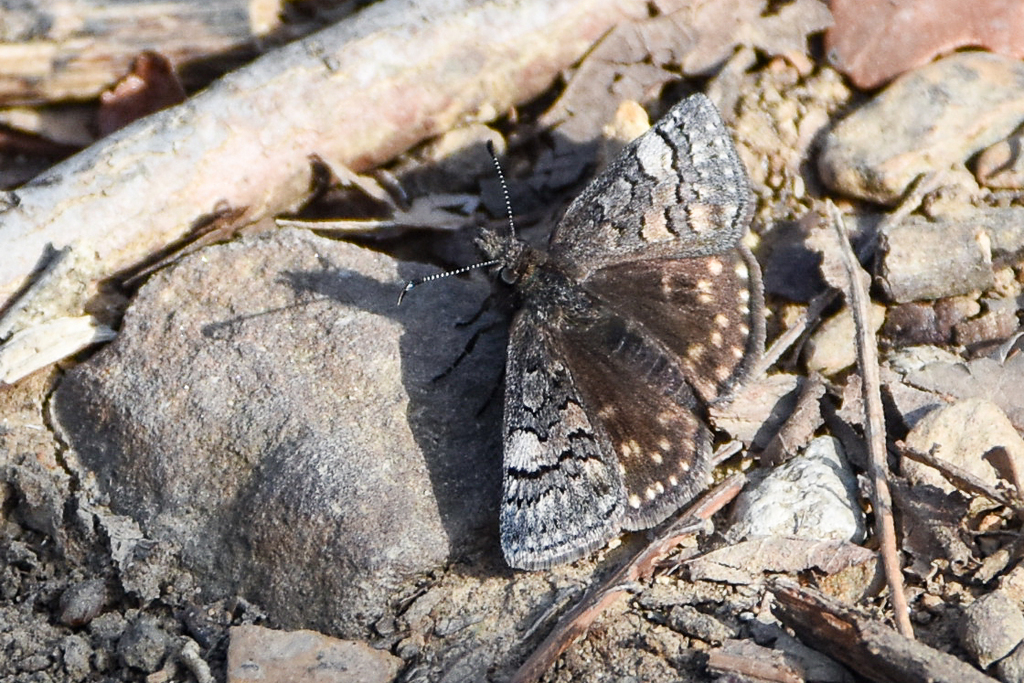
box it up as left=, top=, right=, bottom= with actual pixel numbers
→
left=500, top=267, right=518, bottom=285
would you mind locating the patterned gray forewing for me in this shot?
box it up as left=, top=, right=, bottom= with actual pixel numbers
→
left=500, top=307, right=626, bottom=570
left=549, top=94, right=752, bottom=275
left=494, top=93, right=763, bottom=570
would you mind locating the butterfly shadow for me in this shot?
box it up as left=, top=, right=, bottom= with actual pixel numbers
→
left=279, top=257, right=510, bottom=568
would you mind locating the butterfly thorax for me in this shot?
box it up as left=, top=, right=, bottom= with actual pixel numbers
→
left=477, top=229, right=598, bottom=325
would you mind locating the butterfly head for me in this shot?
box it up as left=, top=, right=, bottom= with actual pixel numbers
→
left=475, top=228, right=548, bottom=288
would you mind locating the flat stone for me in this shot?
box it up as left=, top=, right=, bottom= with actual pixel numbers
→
left=878, top=215, right=994, bottom=303
left=226, top=625, right=401, bottom=683
left=804, top=303, right=886, bottom=375
left=52, top=228, right=505, bottom=636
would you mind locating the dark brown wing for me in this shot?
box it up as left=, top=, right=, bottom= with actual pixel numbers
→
left=583, top=245, right=764, bottom=406
left=552, top=297, right=714, bottom=530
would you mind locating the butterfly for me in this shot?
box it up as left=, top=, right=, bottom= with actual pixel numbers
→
left=476, top=93, right=765, bottom=570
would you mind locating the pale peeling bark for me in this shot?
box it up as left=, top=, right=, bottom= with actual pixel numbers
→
left=0, top=0, right=647, bottom=307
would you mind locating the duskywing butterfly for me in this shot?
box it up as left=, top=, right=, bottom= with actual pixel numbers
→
left=477, top=93, right=765, bottom=570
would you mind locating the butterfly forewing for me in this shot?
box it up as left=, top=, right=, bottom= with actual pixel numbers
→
left=548, top=94, right=752, bottom=274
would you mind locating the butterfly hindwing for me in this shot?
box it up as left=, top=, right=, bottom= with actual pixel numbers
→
left=552, top=300, right=714, bottom=530
left=583, top=245, right=764, bottom=405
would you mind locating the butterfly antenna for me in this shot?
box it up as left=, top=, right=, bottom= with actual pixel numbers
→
left=486, top=139, right=517, bottom=240
left=397, top=140, right=517, bottom=305
left=397, top=258, right=501, bottom=305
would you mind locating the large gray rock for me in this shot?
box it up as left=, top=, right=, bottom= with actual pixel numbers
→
left=52, top=228, right=505, bottom=636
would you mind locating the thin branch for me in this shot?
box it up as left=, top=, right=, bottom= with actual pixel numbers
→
left=750, top=289, right=836, bottom=380
left=897, top=441, right=1023, bottom=512
left=826, top=201, right=913, bottom=638
left=771, top=579, right=997, bottom=683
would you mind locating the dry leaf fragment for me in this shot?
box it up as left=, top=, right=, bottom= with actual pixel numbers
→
left=710, top=372, right=802, bottom=447
left=892, top=477, right=977, bottom=579
left=97, top=52, right=186, bottom=135
left=906, top=353, right=1024, bottom=434
left=758, top=374, right=826, bottom=467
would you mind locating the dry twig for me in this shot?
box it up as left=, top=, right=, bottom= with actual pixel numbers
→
left=0, top=0, right=649, bottom=306
left=898, top=441, right=1024, bottom=512
left=826, top=201, right=913, bottom=638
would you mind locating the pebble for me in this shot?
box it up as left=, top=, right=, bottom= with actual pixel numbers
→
left=819, top=52, right=1024, bottom=204
left=58, top=578, right=107, bottom=626
left=729, top=436, right=866, bottom=543
left=959, top=590, right=1024, bottom=669
left=117, top=616, right=172, bottom=673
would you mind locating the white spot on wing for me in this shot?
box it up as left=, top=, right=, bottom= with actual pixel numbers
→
left=506, top=431, right=544, bottom=472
